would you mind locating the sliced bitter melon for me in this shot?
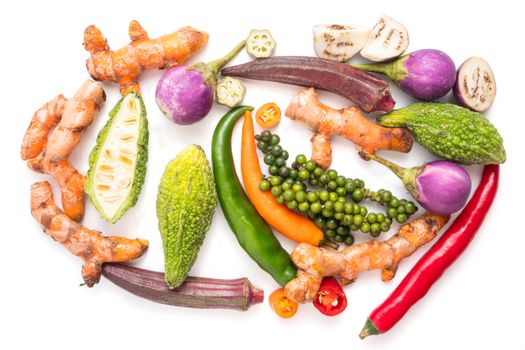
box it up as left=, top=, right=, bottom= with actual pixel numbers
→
left=85, top=92, right=148, bottom=223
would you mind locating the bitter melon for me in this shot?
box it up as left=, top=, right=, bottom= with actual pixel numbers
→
left=377, top=102, right=506, bottom=164
left=156, top=145, right=217, bottom=289
left=85, top=92, right=148, bottom=223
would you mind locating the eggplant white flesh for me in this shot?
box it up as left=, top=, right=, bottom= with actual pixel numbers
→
left=453, top=57, right=496, bottom=112
left=313, top=24, right=369, bottom=62
left=360, top=15, right=409, bottom=62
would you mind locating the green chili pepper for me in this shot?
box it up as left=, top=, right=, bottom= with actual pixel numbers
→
left=212, top=106, right=297, bottom=286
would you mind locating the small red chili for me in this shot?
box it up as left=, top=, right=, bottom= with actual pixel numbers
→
left=313, top=277, right=347, bottom=316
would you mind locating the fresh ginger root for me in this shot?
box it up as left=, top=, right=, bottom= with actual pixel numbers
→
left=285, top=88, right=414, bottom=169
left=21, top=80, right=105, bottom=221
left=30, top=181, right=149, bottom=287
left=284, top=212, right=449, bottom=303
left=83, top=20, right=208, bottom=95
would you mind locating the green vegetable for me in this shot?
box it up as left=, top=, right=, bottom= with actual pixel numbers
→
left=212, top=106, right=296, bottom=286
left=216, top=77, right=246, bottom=107
left=156, top=145, right=217, bottom=289
left=85, top=93, right=148, bottom=224
left=377, top=102, right=506, bottom=164
left=246, top=29, right=276, bottom=58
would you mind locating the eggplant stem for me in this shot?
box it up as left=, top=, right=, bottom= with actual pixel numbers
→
left=208, top=40, right=246, bottom=75
left=351, top=56, right=409, bottom=83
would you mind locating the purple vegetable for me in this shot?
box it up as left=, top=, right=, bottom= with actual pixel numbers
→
left=453, top=56, right=496, bottom=112
left=156, top=41, right=245, bottom=125
left=352, top=49, right=456, bottom=101
left=360, top=152, right=471, bottom=215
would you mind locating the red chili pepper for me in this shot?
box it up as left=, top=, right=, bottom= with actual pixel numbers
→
left=360, top=165, right=499, bottom=338
left=313, top=277, right=347, bottom=316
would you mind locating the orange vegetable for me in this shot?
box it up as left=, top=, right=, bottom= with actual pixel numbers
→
left=83, top=20, right=208, bottom=95
left=255, top=102, right=281, bottom=128
left=241, top=111, right=323, bottom=246
left=269, top=288, right=298, bottom=318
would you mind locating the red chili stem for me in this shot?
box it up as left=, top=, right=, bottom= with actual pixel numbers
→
left=360, top=165, right=499, bottom=339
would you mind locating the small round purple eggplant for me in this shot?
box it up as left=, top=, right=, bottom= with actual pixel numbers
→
left=360, top=152, right=471, bottom=215
left=352, top=49, right=456, bottom=101
left=156, top=41, right=245, bottom=125
left=453, top=56, right=496, bottom=112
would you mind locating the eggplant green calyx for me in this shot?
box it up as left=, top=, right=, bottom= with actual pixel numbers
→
left=359, top=152, right=422, bottom=199
left=351, top=55, right=409, bottom=85
left=190, top=40, right=246, bottom=92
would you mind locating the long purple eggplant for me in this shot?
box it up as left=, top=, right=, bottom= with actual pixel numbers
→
left=221, top=56, right=395, bottom=112
left=102, top=263, right=264, bottom=311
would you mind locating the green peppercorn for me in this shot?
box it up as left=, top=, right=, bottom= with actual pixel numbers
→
left=367, top=213, right=377, bottom=224
left=310, top=202, right=322, bottom=213
left=336, top=187, right=347, bottom=197
left=278, top=166, right=290, bottom=177
left=292, top=183, right=304, bottom=192
left=397, top=213, right=408, bottom=223
left=404, top=202, right=417, bottom=214
left=353, top=214, right=363, bottom=226
left=289, top=168, right=298, bottom=178
left=276, top=195, right=285, bottom=204
left=353, top=205, right=361, bottom=215
left=296, top=191, right=307, bottom=203
left=269, top=176, right=282, bottom=186
left=298, top=169, right=310, bottom=180
left=355, top=179, right=365, bottom=188
left=360, top=206, right=368, bottom=216
left=270, top=134, right=280, bottom=145
left=315, top=217, right=326, bottom=228
left=298, top=202, right=310, bottom=212
left=307, top=211, right=317, bottom=220
left=397, top=205, right=405, bottom=214
left=344, top=202, right=354, bottom=214
left=337, top=196, right=346, bottom=204
left=287, top=200, right=298, bottom=210
left=352, top=189, right=364, bottom=202
left=376, top=213, right=386, bottom=223
left=255, top=134, right=261, bottom=141
left=334, top=202, right=344, bottom=213
left=350, top=224, right=359, bottom=231
left=322, top=208, right=333, bottom=218
left=281, top=182, right=291, bottom=191
left=385, top=217, right=392, bottom=225
left=305, top=160, right=317, bottom=172
left=389, top=198, right=400, bottom=208
left=335, top=176, right=346, bottom=187
left=344, top=235, right=355, bottom=245
left=307, top=192, right=319, bottom=202
left=285, top=178, right=295, bottom=185
left=370, top=225, right=381, bottom=237
left=283, top=190, right=295, bottom=202
left=296, top=154, right=307, bottom=165
left=259, top=180, right=270, bottom=191
left=314, top=168, right=323, bottom=177
left=271, top=187, right=282, bottom=197
left=269, top=165, right=279, bottom=175
left=361, top=223, right=371, bottom=233
left=324, top=201, right=335, bottom=211
left=327, top=169, right=338, bottom=180
left=345, top=182, right=354, bottom=192
left=329, top=192, right=338, bottom=202
left=326, top=218, right=338, bottom=229
left=381, top=222, right=390, bottom=232
left=342, top=214, right=353, bottom=225
left=336, top=226, right=349, bottom=236
left=334, top=212, right=344, bottom=220
left=334, top=235, right=344, bottom=243
left=275, top=157, right=286, bottom=167
left=381, top=190, right=392, bottom=203
left=281, top=150, right=289, bottom=160
left=325, top=228, right=336, bottom=238
left=263, top=154, right=275, bottom=165
left=309, top=179, right=320, bottom=187
left=261, top=130, right=271, bottom=141
left=319, top=174, right=330, bottom=184
left=319, top=190, right=329, bottom=202
left=387, top=207, right=398, bottom=218
left=257, top=141, right=268, bottom=150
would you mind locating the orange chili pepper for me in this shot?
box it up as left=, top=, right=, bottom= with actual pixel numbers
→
left=241, top=111, right=323, bottom=246
left=255, top=102, right=281, bottom=128
left=269, top=288, right=298, bottom=318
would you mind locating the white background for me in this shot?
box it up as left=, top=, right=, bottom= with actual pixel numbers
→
left=1, top=1, right=523, bottom=349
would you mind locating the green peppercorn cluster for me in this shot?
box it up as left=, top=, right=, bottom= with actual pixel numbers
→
left=255, top=130, right=418, bottom=247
